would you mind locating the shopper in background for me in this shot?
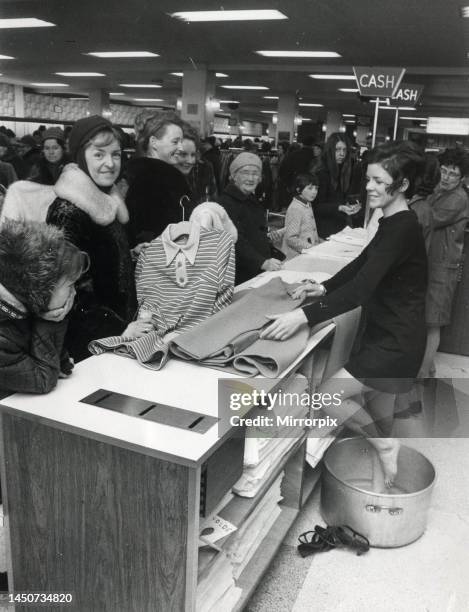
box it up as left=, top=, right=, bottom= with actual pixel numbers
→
left=314, top=132, right=364, bottom=238
left=175, top=126, right=218, bottom=203
left=278, top=135, right=318, bottom=197
left=261, top=142, right=427, bottom=487
left=45, top=116, right=141, bottom=361
left=282, top=172, right=320, bottom=259
left=218, top=152, right=283, bottom=285
left=0, top=219, right=87, bottom=395
left=0, top=132, right=28, bottom=179
left=18, top=134, right=41, bottom=173
left=29, top=127, right=69, bottom=185
left=202, top=136, right=222, bottom=190
left=124, top=111, right=193, bottom=247
left=417, top=148, right=469, bottom=378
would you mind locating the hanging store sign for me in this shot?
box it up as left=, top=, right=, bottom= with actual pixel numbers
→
left=353, top=67, right=406, bottom=98
left=392, top=83, right=424, bottom=105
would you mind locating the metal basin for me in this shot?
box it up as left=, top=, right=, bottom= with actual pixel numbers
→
left=320, top=438, right=436, bottom=548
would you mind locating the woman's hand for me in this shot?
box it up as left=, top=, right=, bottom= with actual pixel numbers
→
left=261, top=258, right=283, bottom=272
left=131, top=242, right=151, bottom=261
left=339, top=202, right=361, bottom=215
left=260, top=309, right=308, bottom=341
left=123, top=320, right=154, bottom=339
left=40, top=292, right=75, bottom=322
left=290, top=280, right=325, bottom=300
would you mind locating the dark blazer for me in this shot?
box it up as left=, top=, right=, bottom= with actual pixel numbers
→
left=124, top=157, right=194, bottom=246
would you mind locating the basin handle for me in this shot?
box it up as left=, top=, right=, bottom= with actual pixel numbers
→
left=366, top=504, right=403, bottom=515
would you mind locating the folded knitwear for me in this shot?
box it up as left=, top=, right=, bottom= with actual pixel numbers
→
left=170, top=277, right=310, bottom=377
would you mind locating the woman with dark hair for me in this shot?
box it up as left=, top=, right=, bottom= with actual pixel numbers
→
left=175, top=126, right=218, bottom=204
left=29, top=127, right=70, bottom=185
left=315, top=132, right=364, bottom=238
left=261, top=142, right=427, bottom=487
left=124, top=111, right=193, bottom=247
left=44, top=116, right=144, bottom=361
left=416, top=148, right=469, bottom=377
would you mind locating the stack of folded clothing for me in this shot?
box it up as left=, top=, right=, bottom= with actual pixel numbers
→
left=225, top=473, right=284, bottom=579
left=305, top=436, right=336, bottom=468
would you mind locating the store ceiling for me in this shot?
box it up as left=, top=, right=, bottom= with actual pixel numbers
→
left=1, top=0, right=469, bottom=127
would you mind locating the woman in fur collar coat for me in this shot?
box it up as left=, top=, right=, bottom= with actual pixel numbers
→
left=2, top=116, right=140, bottom=361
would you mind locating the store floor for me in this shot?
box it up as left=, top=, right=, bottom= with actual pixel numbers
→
left=246, top=352, right=469, bottom=612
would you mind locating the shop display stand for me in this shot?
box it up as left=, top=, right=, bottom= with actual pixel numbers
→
left=0, top=325, right=332, bottom=612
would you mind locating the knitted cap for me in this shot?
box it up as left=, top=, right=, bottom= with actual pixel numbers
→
left=42, top=127, right=65, bottom=144
left=20, top=135, right=37, bottom=147
left=68, top=115, right=114, bottom=160
left=229, top=152, right=262, bottom=177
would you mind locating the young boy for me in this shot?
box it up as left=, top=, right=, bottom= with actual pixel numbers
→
left=0, top=219, right=87, bottom=396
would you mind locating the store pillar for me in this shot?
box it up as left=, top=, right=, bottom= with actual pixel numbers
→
left=276, top=94, right=296, bottom=144
left=325, top=110, right=342, bottom=140
left=89, top=89, right=111, bottom=118
left=181, top=67, right=216, bottom=137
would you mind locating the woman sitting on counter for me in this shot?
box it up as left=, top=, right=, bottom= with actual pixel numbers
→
left=261, top=142, right=427, bottom=488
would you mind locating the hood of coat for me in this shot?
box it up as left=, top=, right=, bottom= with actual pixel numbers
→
left=54, top=163, right=128, bottom=225
left=0, top=281, right=28, bottom=321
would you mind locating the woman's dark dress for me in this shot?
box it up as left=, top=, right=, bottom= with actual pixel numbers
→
left=302, top=210, right=427, bottom=392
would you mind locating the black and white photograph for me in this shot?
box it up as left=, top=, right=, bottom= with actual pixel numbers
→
left=0, top=2, right=468, bottom=611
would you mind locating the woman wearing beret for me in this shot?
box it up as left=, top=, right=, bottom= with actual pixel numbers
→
left=29, top=127, right=70, bottom=185
left=218, top=152, right=283, bottom=285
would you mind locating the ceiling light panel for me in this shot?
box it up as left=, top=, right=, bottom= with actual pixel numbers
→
left=216, top=73, right=229, bottom=77
left=0, top=18, right=55, bottom=29
left=134, top=98, right=164, bottom=101
left=460, top=6, right=469, bottom=17
left=263, top=96, right=279, bottom=99
left=310, top=74, right=355, bottom=80
left=338, top=88, right=359, bottom=92
left=400, top=116, right=427, bottom=120
left=119, top=84, right=162, bottom=88
left=56, top=72, right=104, bottom=77
left=257, top=51, right=340, bottom=58
left=221, top=85, right=268, bottom=90
left=261, top=110, right=277, bottom=114
left=0, top=55, right=14, bottom=60
left=170, top=10, right=287, bottom=22
left=87, top=51, right=159, bottom=58
left=342, top=114, right=355, bottom=117
left=31, top=82, right=69, bottom=87
left=219, top=100, right=240, bottom=103
left=299, top=103, right=323, bottom=107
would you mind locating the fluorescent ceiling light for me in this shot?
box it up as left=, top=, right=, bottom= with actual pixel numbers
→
left=299, top=103, right=323, bottom=107
left=257, top=50, right=340, bottom=58
left=261, top=110, right=277, bottom=114
left=342, top=113, right=355, bottom=117
left=263, top=96, right=279, bottom=99
left=216, top=73, right=229, bottom=77
left=338, top=88, right=359, bottom=93
left=56, top=72, right=105, bottom=77
left=299, top=117, right=312, bottom=121
left=87, top=51, right=159, bottom=58
left=0, top=18, right=55, bottom=29
left=134, top=98, right=164, bottom=102
left=344, top=120, right=355, bottom=124
left=70, top=97, right=88, bottom=100
left=0, top=54, right=14, bottom=60
left=400, top=116, right=427, bottom=120
left=460, top=6, right=469, bottom=17
left=379, top=106, right=416, bottom=111
left=219, top=100, right=239, bottom=103
left=221, top=85, right=268, bottom=90
left=171, top=72, right=183, bottom=77
left=109, top=92, right=124, bottom=95
left=31, top=82, right=69, bottom=87
left=310, top=74, right=355, bottom=80
left=119, top=83, right=162, bottom=88
left=170, top=10, right=287, bottom=22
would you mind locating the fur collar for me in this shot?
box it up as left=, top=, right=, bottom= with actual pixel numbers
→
left=54, top=163, right=129, bottom=225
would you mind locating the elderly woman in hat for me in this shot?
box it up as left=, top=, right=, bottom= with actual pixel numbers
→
left=218, top=152, right=283, bottom=284
left=29, top=127, right=70, bottom=185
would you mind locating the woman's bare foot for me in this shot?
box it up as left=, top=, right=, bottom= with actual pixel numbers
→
left=372, top=439, right=400, bottom=487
